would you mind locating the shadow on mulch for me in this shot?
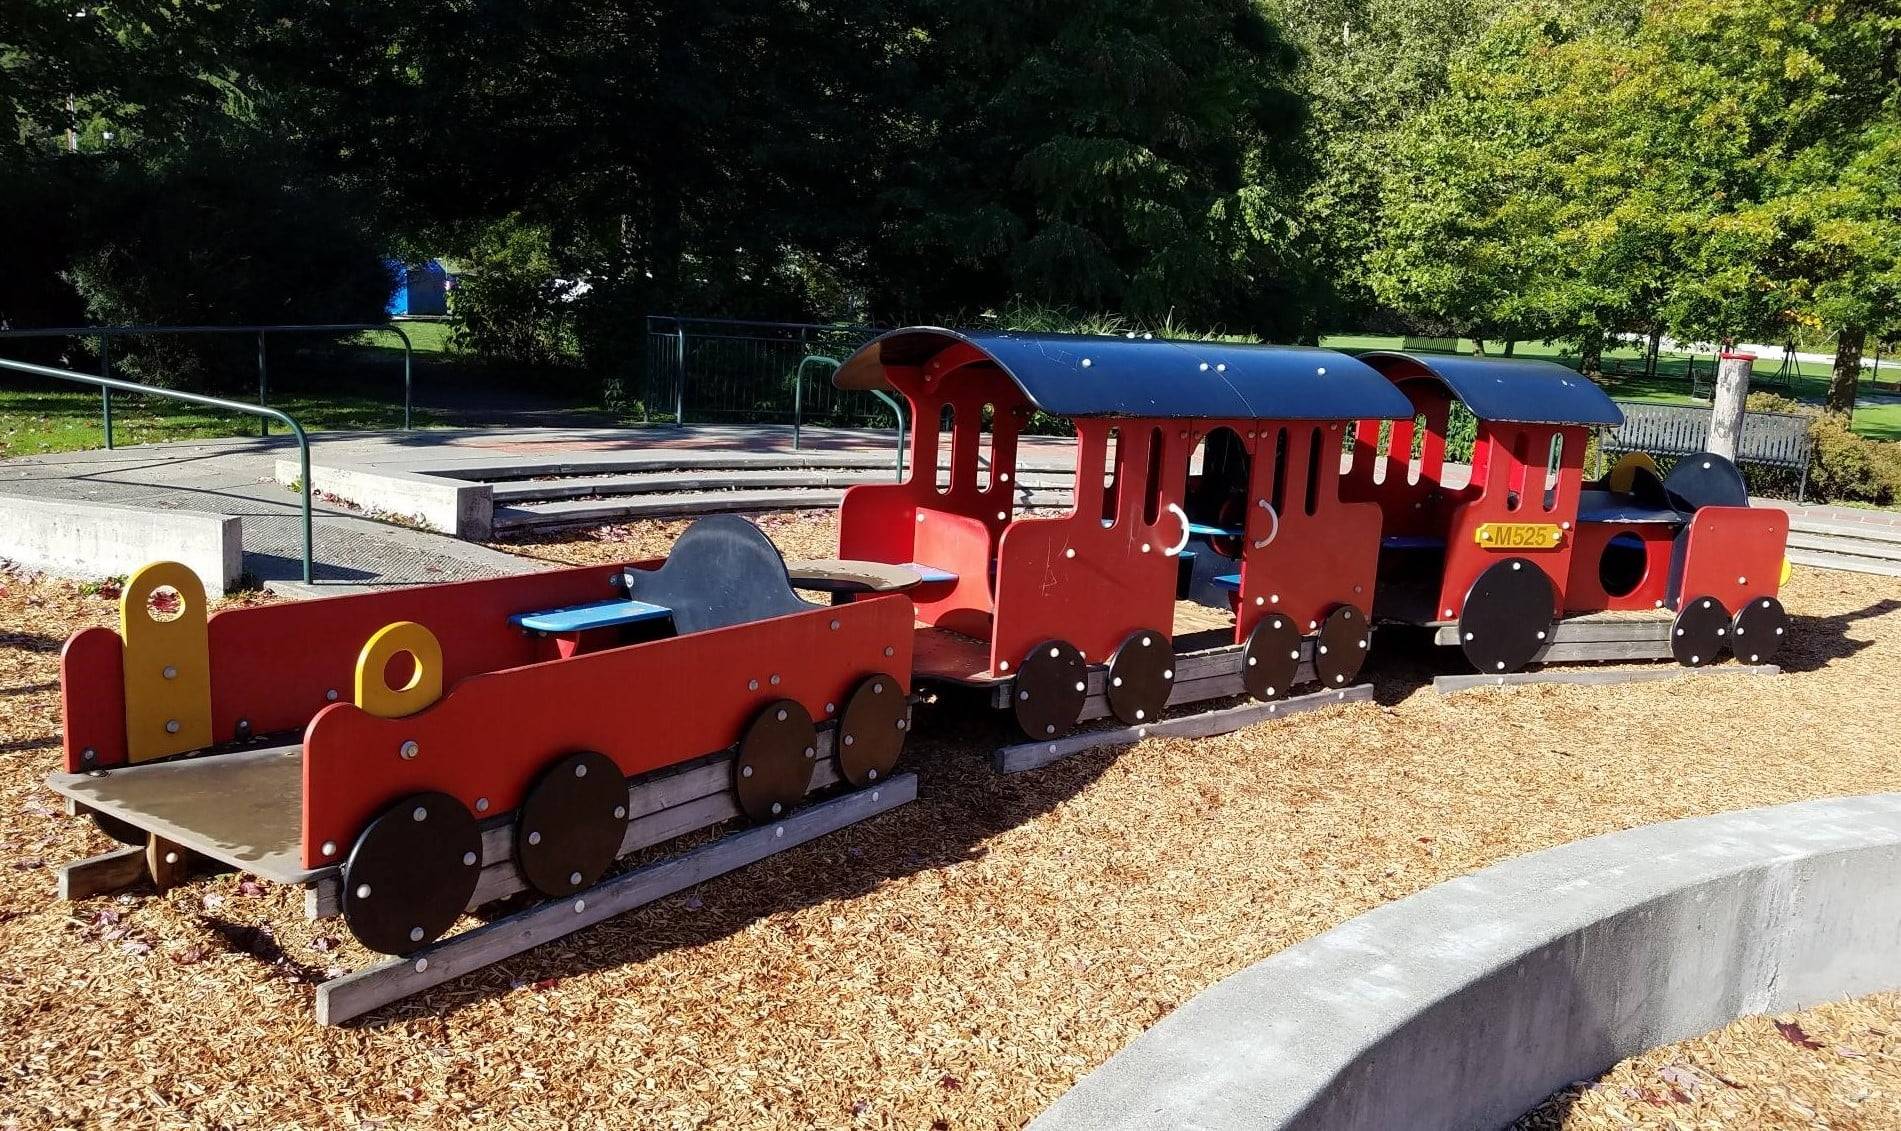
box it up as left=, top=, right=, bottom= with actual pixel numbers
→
left=343, top=687, right=1115, bottom=1026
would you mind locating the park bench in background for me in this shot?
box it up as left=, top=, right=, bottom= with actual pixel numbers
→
left=1599, top=401, right=1812, bottom=502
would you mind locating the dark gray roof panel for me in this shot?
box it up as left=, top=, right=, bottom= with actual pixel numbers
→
left=835, top=327, right=1413, bottom=421
left=1357, top=351, right=1624, bottom=426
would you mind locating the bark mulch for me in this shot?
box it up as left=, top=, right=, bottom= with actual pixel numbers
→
left=0, top=518, right=1897, bottom=1130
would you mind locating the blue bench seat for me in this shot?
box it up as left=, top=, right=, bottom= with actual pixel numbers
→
left=1381, top=535, right=1447, bottom=551
left=902, top=562, right=960, bottom=584
left=1211, top=573, right=1242, bottom=592
left=1188, top=521, right=1244, bottom=538
left=511, top=598, right=672, bottom=635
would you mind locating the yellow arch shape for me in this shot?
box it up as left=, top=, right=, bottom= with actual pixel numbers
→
left=120, top=561, right=213, bottom=762
left=354, top=621, right=444, bottom=719
left=1606, top=451, right=1663, bottom=494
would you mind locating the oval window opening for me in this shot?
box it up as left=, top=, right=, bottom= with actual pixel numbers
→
left=1598, top=532, right=1647, bottom=598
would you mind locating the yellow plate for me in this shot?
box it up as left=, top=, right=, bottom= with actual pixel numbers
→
left=1474, top=522, right=1563, bottom=550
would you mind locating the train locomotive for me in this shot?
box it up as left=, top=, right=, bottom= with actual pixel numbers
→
left=45, top=327, right=1793, bottom=1019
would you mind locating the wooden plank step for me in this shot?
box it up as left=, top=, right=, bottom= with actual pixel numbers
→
left=313, top=773, right=917, bottom=1025
left=1434, top=663, right=1780, bottom=694
left=1787, top=548, right=1901, bottom=578
left=491, top=467, right=1078, bottom=502
left=57, top=846, right=148, bottom=901
left=995, top=684, right=1374, bottom=774
left=1434, top=614, right=1672, bottom=648
left=493, top=488, right=1073, bottom=529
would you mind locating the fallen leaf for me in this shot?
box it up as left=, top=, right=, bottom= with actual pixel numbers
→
left=1775, top=1019, right=1824, bottom=1049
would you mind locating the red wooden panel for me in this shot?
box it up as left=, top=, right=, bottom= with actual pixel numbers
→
left=60, top=627, right=127, bottom=771
left=1236, top=420, right=1381, bottom=639
left=300, top=594, right=915, bottom=868
left=1563, top=523, right=1675, bottom=613
left=1436, top=424, right=1588, bottom=621
left=989, top=421, right=1181, bottom=672
left=1676, top=505, right=1789, bottom=610
left=207, top=562, right=625, bottom=743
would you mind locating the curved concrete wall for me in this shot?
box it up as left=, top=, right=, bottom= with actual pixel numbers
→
left=1032, top=793, right=1901, bottom=1131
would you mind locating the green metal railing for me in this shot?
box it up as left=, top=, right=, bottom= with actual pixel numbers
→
left=0, top=355, right=316, bottom=583
left=0, top=322, right=413, bottom=448
left=793, top=354, right=907, bottom=479
left=643, top=315, right=881, bottom=426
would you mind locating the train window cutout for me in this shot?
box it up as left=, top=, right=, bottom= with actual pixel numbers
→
left=43, top=328, right=1793, bottom=1018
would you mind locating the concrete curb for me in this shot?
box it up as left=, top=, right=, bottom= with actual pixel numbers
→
left=1030, top=793, right=1901, bottom=1131
left=0, top=495, right=242, bottom=596
left=274, top=460, right=493, bottom=540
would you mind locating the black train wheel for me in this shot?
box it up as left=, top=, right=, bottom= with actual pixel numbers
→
left=1458, top=558, right=1555, bottom=675
left=1012, top=640, right=1088, bottom=740
left=342, top=791, right=481, bottom=956
left=837, top=674, right=907, bottom=787
left=1730, top=596, right=1788, bottom=665
left=515, top=750, right=628, bottom=898
left=1105, top=629, right=1173, bottom=725
left=1313, top=605, right=1371, bottom=689
left=1672, top=595, right=1732, bottom=667
left=735, top=699, right=817, bottom=822
left=1243, top=614, right=1302, bottom=701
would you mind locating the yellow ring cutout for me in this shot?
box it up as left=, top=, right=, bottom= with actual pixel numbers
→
left=354, top=621, right=444, bottom=719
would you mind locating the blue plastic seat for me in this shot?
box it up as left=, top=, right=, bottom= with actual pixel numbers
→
left=511, top=598, right=672, bottom=635
left=1188, top=521, right=1244, bottom=538
left=1211, top=573, right=1242, bottom=592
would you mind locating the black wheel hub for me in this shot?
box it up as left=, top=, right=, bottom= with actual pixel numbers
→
left=1730, top=596, right=1788, bottom=665
left=1458, top=558, right=1555, bottom=675
left=735, top=699, right=817, bottom=822
left=1012, top=640, right=1088, bottom=740
left=1106, top=629, right=1173, bottom=725
left=837, top=674, right=907, bottom=787
left=342, top=791, right=481, bottom=955
left=516, top=750, right=628, bottom=898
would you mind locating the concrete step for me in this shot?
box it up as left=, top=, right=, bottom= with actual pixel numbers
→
left=1788, top=517, right=1901, bottom=546
left=433, top=447, right=1078, bottom=483
left=1786, top=530, right=1901, bottom=562
left=493, top=486, right=1076, bottom=531
left=491, top=466, right=1077, bottom=504
left=1786, top=547, right=1901, bottom=578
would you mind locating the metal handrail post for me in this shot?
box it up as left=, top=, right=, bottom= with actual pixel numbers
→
left=870, top=390, right=907, bottom=481
left=0, top=355, right=317, bottom=583
left=389, top=324, right=414, bottom=429
left=794, top=354, right=841, bottom=453
left=98, top=333, right=113, bottom=450
left=257, top=330, right=269, bottom=437
left=673, top=322, right=687, bottom=423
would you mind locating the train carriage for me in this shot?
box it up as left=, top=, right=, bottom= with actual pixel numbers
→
left=1345, top=350, right=1791, bottom=672
left=832, top=328, right=1414, bottom=738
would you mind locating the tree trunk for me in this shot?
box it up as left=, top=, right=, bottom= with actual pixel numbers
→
left=1579, top=329, right=1604, bottom=376
left=1708, top=352, right=1750, bottom=461
left=1502, top=339, right=1516, bottom=357
left=1828, top=326, right=1865, bottom=415
left=1645, top=329, right=1661, bottom=377
left=1470, top=336, right=1487, bottom=356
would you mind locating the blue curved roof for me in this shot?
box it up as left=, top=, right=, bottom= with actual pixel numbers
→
left=835, top=327, right=1412, bottom=421
left=1358, top=351, right=1623, bottom=426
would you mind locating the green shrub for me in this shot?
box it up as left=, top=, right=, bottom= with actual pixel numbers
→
left=1808, top=412, right=1901, bottom=506
left=447, top=217, right=580, bottom=368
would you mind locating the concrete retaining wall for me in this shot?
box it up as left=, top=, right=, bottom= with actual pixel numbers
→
left=0, top=495, right=242, bottom=596
left=1031, top=793, right=1901, bottom=1131
left=275, top=460, right=493, bottom=540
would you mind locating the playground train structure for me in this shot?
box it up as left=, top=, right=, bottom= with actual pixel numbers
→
left=46, top=329, right=1793, bottom=1022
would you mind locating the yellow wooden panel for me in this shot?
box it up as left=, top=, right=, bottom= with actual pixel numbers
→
left=1607, top=451, right=1662, bottom=494
left=1474, top=522, right=1564, bottom=550
left=354, top=621, right=444, bottom=719
left=119, top=562, right=214, bottom=762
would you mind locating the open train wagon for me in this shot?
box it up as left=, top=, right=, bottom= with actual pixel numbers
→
left=48, top=517, right=918, bottom=1023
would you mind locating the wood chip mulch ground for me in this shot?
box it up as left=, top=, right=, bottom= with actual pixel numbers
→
left=1, top=513, right=1897, bottom=1130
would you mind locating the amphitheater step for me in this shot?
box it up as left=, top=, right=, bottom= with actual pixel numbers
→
left=1786, top=547, right=1901, bottom=578
left=1786, top=529, right=1901, bottom=562
left=493, top=487, right=1077, bottom=530
left=491, top=466, right=1077, bottom=504
left=1787, top=517, right=1901, bottom=546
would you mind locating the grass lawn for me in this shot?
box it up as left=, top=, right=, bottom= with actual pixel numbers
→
left=1320, top=334, right=1901, bottom=443
left=0, top=323, right=606, bottom=457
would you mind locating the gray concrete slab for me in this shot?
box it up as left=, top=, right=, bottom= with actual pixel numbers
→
left=1031, top=793, right=1901, bottom=1131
